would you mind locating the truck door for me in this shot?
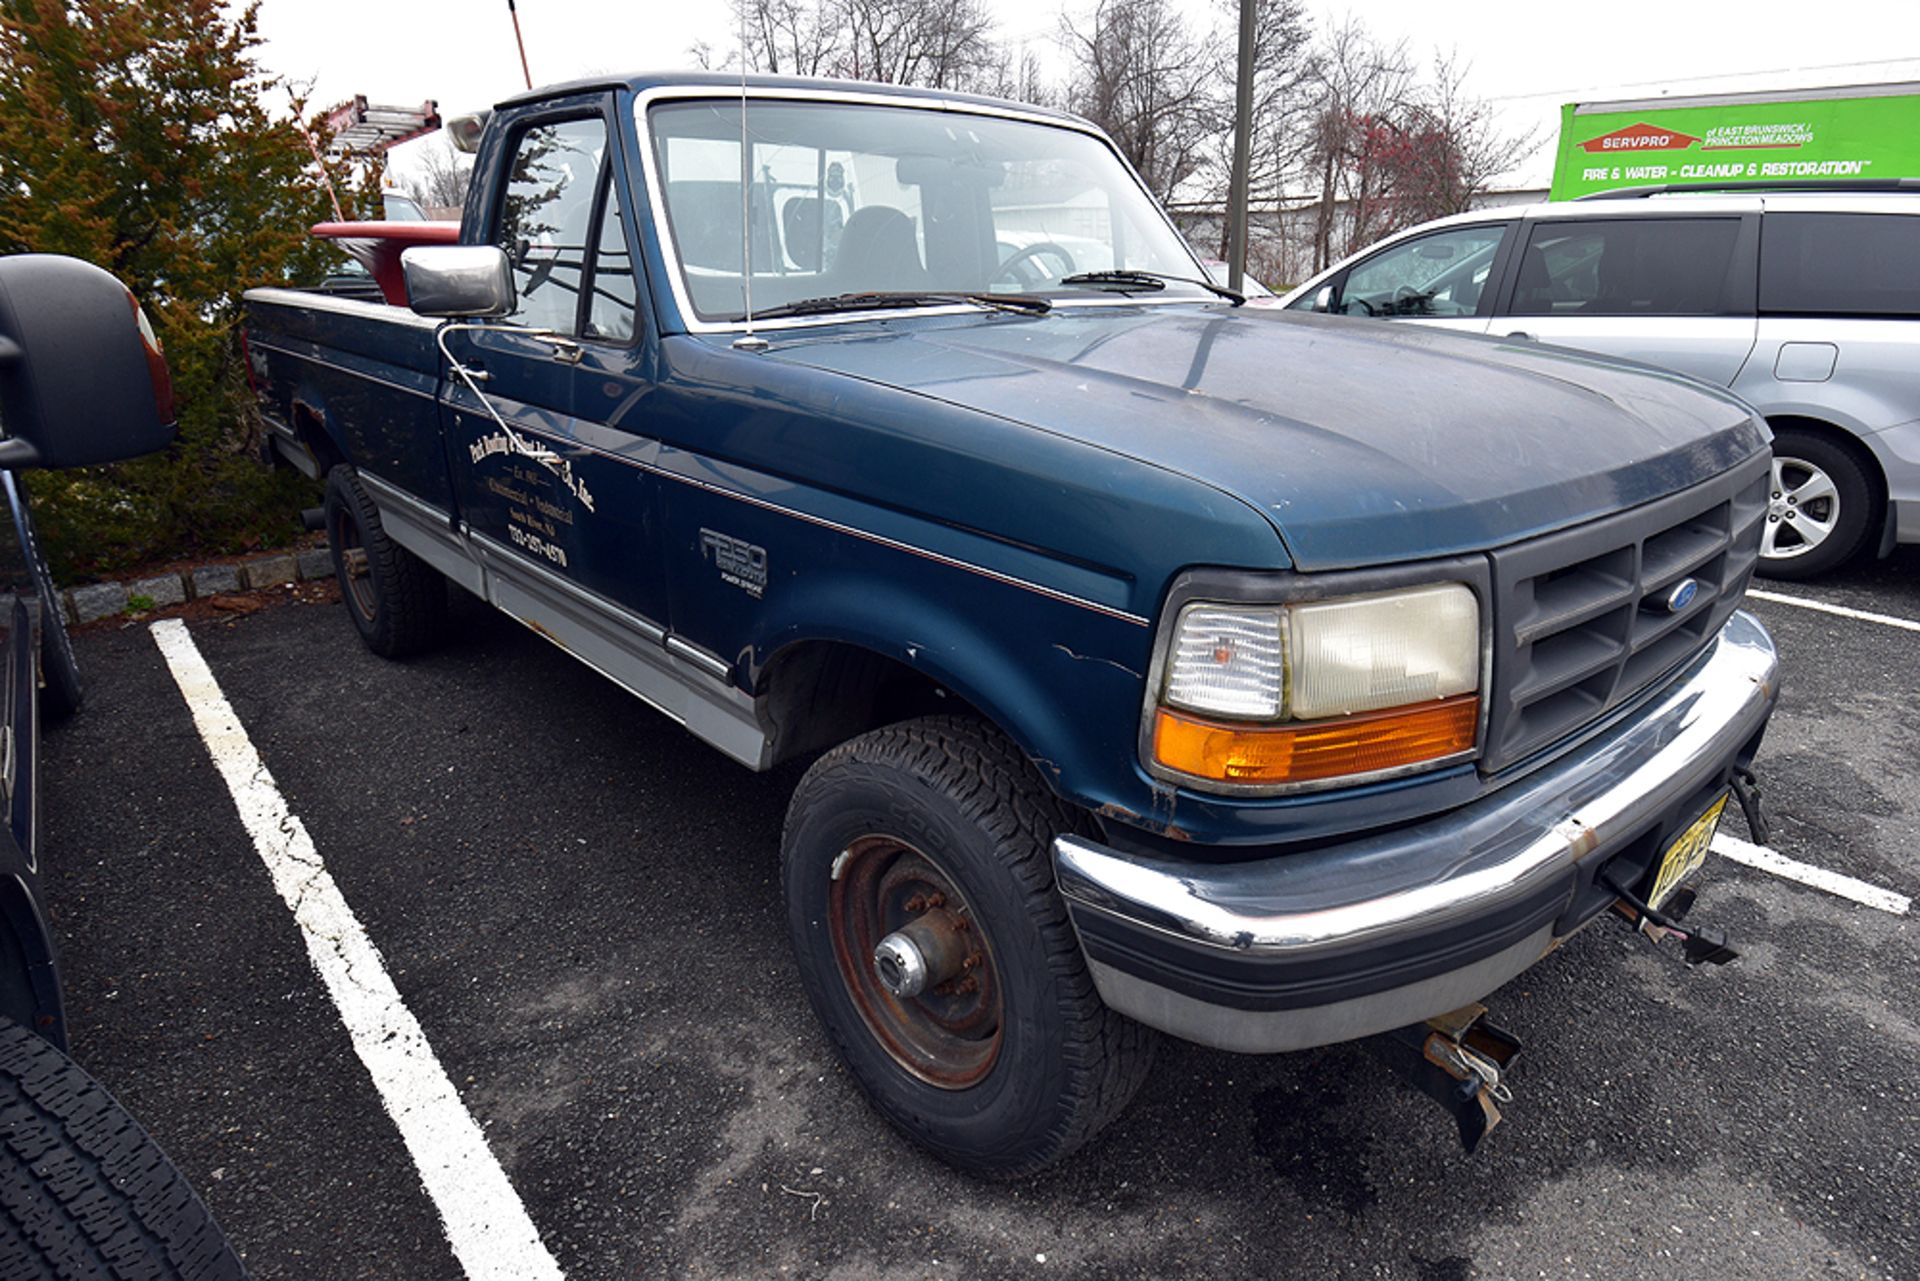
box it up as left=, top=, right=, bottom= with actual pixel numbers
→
left=443, top=101, right=671, bottom=635
left=1492, top=214, right=1759, bottom=386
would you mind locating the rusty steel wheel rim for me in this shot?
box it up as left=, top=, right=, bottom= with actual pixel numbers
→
left=330, top=507, right=377, bottom=622
left=827, top=834, right=1003, bottom=1089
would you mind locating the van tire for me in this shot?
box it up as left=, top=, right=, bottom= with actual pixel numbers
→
left=0, top=1018, right=249, bottom=1280
left=324, top=465, right=446, bottom=658
left=1757, top=429, right=1877, bottom=581
left=782, top=715, right=1155, bottom=1178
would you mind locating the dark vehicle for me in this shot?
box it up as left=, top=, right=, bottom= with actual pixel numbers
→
left=0, top=254, right=248, bottom=1278
left=245, top=76, right=1780, bottom=1177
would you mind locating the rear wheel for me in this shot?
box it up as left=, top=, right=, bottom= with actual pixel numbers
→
left=1757, top=428, right=1877, bottom=581
left=324, top=465, right=446, bottom=658
left=782, top=716, right=1154, bottom=1178
left=0, top=1018, right=249, bottom=1279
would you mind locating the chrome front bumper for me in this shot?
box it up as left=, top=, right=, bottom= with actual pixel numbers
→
left=1054, top=610, right=1779, bottom=1053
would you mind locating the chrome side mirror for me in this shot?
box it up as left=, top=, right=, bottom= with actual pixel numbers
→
left=1311, top=284, right=1336, bottom=314
left=401, top=245, right=515, bottom=319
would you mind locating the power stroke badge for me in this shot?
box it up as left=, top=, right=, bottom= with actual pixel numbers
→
left=700, top=529, right=768, bottom=598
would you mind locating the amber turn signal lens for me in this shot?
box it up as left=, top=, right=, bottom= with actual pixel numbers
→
left=1153, top=694, right=1479, bottom=786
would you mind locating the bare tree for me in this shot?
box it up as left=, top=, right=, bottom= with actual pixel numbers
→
left=836, top=0, right=1003, bottom=91
left=981, top=44, right=1056, bottom=108
left=1404, top=50, right=1539, bottom=217
left=725, top=0, right=843, bottom=75
left=404, top=138, right=473, bottom=213
left=1062, top=0, right=1222, bottom=204
left=1302, top=18, right=1415, bottom=269
left=704, top=0, right=1004, bottom=92
left=1296, top=34, right=1537, bottom=268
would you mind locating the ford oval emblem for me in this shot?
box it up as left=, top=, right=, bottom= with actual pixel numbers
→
left=1665, top=578, right=1699, bottom=613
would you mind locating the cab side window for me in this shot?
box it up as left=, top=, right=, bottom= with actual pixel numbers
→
left=496, top=117, right=606, bottom=335
left=1510, top=218, right=1742, bottom=317
left=1336, top=224, right=1509, bottom=318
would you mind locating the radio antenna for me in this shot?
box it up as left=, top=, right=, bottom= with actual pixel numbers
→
left=506, top=0, right=533, bottom=90
left=733, top=7, right=765, bottom=350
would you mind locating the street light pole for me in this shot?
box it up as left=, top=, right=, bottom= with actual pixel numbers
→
left=1226, top=0, right=1256, bottom=292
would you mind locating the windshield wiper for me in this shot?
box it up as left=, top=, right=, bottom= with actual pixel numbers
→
left=745, top=290, right=1050, bottom=321
left=1058, top=270, right=1245, bottom=305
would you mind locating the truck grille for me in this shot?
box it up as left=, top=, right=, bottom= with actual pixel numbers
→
left=1482, top=454, right=1769, bottom=774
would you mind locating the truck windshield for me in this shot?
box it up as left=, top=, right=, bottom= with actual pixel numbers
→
left=645, top=98, right=1202, bottom=323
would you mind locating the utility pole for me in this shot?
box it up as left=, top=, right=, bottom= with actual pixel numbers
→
left=1226, top=0, right=1256, bottom=292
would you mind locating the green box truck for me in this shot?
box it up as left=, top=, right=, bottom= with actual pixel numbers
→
left=1549, top=81, right=1920, bottom=200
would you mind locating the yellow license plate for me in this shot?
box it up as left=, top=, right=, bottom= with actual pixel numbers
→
left=1648, top=793, right=1728, bottom=909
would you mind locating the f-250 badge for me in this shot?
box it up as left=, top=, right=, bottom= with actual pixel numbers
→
left=700, top=529, right=768, bottom=598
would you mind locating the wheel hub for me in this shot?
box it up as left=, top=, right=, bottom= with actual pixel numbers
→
left=329, top=502, right=379, bottom=622
left=873, top=907, right=972, bottom=999
left=827, top=836, right=1002, bottom=1089
left=1763, top=456, right=1838, bottom=559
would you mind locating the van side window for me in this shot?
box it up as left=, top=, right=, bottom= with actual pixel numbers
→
left=1761, top=212, right=1920, bottom=317
left=1510, top=218, right=1741, bottom=317
left=496, top=117, right=608, bottom=335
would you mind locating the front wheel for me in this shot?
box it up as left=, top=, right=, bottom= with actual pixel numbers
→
left=782, top=716, right=1154, bottom=1178
left=1756, top=429, right=1877, bottom=581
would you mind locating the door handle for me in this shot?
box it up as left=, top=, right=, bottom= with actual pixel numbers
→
left=532, top=332, right=584, bottom=365
left=1504, top=331, right=1533, bottom=341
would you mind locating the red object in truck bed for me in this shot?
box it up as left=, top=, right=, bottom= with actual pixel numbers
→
left=310, top=221, right=460, bottom=306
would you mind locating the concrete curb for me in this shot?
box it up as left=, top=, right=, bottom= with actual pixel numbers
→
left=61, top=549, right=333, bottom=624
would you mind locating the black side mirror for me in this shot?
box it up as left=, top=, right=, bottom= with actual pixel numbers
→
left=0, top=254, right=177, bottom=469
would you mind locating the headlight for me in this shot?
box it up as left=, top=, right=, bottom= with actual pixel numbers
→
left=1150, top=583, right=1481, bottom=790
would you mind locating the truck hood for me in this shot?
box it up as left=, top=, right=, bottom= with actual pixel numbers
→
left=764, top=306, right=1768, bottom=570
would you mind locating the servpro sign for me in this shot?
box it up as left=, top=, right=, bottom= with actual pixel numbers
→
left=1548, top=83, right=1920, bottom=199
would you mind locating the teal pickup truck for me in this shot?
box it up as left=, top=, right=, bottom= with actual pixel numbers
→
left=245, top=73, right=1780, bottom=1176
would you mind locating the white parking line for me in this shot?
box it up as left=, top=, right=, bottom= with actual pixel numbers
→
left=1747, top=588, right=1920, bottom=634
left=150, top=620, right=564, bottom=1281
left=1711, top=831, right=1911, bottom=915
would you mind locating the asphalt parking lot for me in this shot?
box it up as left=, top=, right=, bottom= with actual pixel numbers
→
left=38, top=552, right=1920, bottom=1281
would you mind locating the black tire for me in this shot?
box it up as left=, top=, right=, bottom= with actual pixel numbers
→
left=34, top=595, right=82, bottom=724
left=0, top=1019, right=248, bottom=1280
left=782, top=715, right=1155, bottom=1178
left=324, top=465, right=446, bottom=658
left=1756, top=428, right=1878, bottom=581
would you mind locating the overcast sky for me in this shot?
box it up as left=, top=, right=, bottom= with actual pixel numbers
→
left=252, top=0, right=1920, bottom=191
